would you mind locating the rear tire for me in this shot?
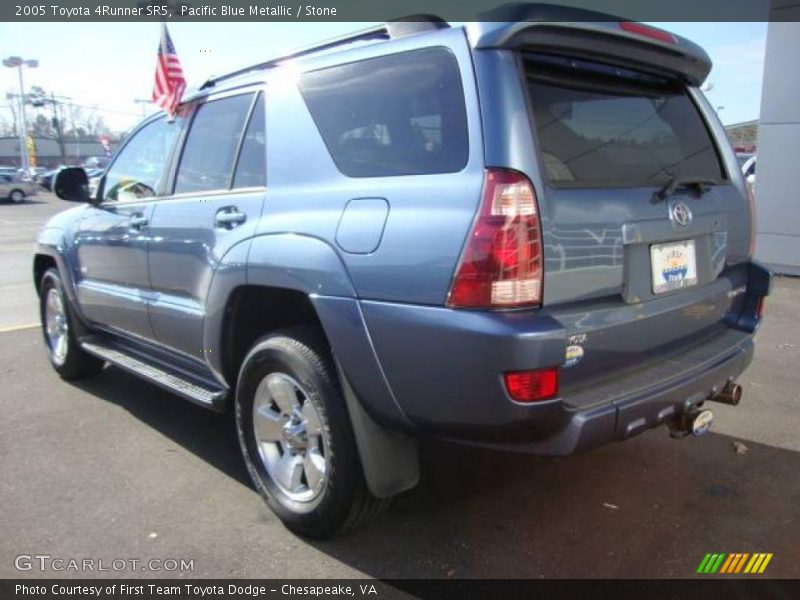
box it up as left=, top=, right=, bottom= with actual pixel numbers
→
left=39, top=268, right=105, bottom=380
left=235, top=328, right=388, bottom=538
left=9, top=189, right=25, bottom=203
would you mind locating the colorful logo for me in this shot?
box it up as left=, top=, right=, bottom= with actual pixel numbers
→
left=697, top=553, right=773, bottom=574
left=563, top=344, right=584, bottom=368
left=662, top=248, right=689, bottom=282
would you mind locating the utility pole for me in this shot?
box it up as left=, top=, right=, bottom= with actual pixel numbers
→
left=51, top=93, right=67, bottom=165
left=30, top=90, right=70, bottom=165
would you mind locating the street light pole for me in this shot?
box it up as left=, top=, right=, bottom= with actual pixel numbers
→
left=15, top=65, right=28, bottom=173
left=3, top=56, right=38, bottom=174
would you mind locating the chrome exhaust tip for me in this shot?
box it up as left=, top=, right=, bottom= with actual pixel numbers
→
left=710, top=382, right=743, bottom=406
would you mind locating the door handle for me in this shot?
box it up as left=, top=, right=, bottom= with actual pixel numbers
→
left=215, top=207, right=247, bottom=228
left=129, top=213, right=149, bottom=230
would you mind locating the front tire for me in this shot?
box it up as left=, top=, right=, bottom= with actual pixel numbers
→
left=235, top=328, right=387, bottom=538
left=9, top=189, right=25, bottom=203
left=39, top=268, right=104, bottom=380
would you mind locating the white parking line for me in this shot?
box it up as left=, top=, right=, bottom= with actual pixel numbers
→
left=0, top=323, right=39, bottom=333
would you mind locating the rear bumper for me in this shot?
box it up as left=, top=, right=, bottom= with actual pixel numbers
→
left=483, top=329, right=753, bottom=455
left=358, top=262, right=770, bottom=455
left=362, top=296, right=755, bottom=455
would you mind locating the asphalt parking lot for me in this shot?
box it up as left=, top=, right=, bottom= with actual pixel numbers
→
left=1, top=193, right=798, bottom=579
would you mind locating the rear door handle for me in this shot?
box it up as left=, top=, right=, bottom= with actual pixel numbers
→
left=129, top=213, right=149, bottom=230
left=215, top=207, right=247, bottom=228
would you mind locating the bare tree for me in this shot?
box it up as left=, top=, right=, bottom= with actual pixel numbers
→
left=3, top=90, right=19, bottom=137
left=30, top=114, right=56, bottom=138
left=0, top=113, right=14, bottom=137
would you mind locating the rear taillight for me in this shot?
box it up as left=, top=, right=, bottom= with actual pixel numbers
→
left=756, top=296, right=766, bottom=319
left=447, top=169, right=543, bottom=308
left=504, top=368, right=559, bottom=402
left=618, top=21, right=676, bottom=44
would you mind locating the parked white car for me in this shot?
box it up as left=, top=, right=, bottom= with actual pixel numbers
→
left=742, top=155, right=756, bottom=188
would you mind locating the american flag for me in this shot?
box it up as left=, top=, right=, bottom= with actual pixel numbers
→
left=152, top=23, right=186, bottom=117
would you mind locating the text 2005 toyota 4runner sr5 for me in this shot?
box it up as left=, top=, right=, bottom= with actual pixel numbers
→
left=36, top=6, right=771, bottom=537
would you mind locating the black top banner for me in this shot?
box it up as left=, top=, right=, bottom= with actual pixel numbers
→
left=3, top=0, right=799, bottom=22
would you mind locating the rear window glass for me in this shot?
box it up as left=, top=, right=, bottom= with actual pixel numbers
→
left=525, top=54, right=724, bottom=187
left=299, top=47, right=468, bottom=177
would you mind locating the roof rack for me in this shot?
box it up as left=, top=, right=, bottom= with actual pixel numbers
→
left=199, top=15, right=448, bottom=90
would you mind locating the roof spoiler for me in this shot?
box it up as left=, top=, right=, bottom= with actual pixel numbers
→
left=470, top=3, right=712, bottom=86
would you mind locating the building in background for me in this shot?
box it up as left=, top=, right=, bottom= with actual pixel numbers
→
left=725, top=120, right=758, bottom=153
left=754, top=12, right=800, bottom=276
left=0, top=136, right=119, bottom=169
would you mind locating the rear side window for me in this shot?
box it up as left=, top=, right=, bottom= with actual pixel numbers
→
left=525, top=54, right=724, bottom=187
left=299, top=47, right=468, bottom=177
left=175, top=93, right=253, bottom=194
left=232, top=94, right=266, bottom=188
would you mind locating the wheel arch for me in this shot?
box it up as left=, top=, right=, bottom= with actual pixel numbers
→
left=204, top=233, right=419, bottom=498
left=33, top=253, right=57, bottom=295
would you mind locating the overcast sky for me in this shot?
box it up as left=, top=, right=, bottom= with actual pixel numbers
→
left=0, top=21, right=767, bottom=133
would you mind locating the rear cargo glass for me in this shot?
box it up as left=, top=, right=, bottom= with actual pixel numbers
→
left=524, top=54, right=725, bottom=187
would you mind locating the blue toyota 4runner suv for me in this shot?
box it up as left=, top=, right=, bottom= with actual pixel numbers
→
left=36, top=5, right=771, bottom=537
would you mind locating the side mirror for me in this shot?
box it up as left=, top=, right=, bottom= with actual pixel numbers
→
left=53, top=167, right=93, bottom=204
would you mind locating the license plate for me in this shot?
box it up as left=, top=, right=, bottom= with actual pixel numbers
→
left=651, top=240, right=698, bottom=294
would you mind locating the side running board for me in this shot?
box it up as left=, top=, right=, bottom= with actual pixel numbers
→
left=80, top=338, right=228, bottom=410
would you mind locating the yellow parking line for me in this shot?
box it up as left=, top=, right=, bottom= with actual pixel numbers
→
left=0, top=323, right=39, bottom=333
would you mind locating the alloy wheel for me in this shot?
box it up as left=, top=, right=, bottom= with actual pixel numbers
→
left=252, top=372, right=328, bottom=506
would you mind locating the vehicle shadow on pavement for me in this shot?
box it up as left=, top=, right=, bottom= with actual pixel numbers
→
left=1, top=199, right=48, bottom=206
left=311, top=433, right=800, bottom=579
left=71, top=365, right=252, bottom=488
left=71, top=365, right=800, bottom=579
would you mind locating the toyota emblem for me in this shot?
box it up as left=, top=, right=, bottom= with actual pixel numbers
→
left=670, top=202, right=693, bottom=227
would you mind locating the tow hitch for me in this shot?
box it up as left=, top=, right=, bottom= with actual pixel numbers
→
left=669, top=407, right=714, bottom=438
left=669, top=382, right=742, bottom=438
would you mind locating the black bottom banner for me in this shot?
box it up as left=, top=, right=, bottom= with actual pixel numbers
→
left=3, top=579, right=800, bottom=600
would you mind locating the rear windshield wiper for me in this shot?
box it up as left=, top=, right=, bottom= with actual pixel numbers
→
left=653, top=176, right=716, bottom=203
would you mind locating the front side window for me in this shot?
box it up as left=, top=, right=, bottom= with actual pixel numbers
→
left=299, top=47, right=469, bottom=177
left=102, top=117, right=181, bottom=202
left=525, top=53, right=725, bottom=187
left=174, top=94, right=253, bottom=194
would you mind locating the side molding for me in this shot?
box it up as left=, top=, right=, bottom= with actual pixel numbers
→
left=336, top=361, right=419, bottom=499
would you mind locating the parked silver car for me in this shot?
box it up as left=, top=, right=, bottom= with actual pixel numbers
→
left=0, top=173, right=37, bottom=203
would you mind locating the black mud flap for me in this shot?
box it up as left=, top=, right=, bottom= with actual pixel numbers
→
left=335, top=361, right=420, bottom=499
